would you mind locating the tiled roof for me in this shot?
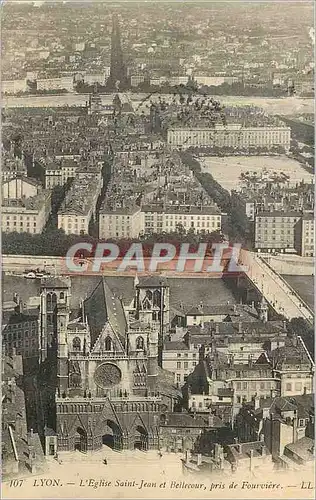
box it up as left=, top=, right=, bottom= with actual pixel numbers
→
left=285, top=437, right=314, bottom=462
left=83, top=278, right=127, bottom=348
left=227, top=441, right=270, bottom=461
left=162, top=412, right=209, bottom=428
left=41, top=277, right=70, bottom=289
left=164, top=341, right=188, bottom=351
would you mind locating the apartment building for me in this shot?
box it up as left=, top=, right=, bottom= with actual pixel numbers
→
left=2, top=304, right=40, bottom=359
left=130, top=75, right=146, bottom=87
left=36, top=76, right=74, bottom=92
left=163, top=317, right=287, bottom=386
left=142, top=205, right=222, bottom=234
left=99, top=205, right=144, bottom=239
left=255, top=211, right=301, bottom=253
left=163, top=341, right=199, bottom=385
left=2, top=150, right=27, bottom=182
left=2, top=177, right=52, bottom=234
left=294, top=213, right=315, bottom=257
left=44, top=158, right=81, bottom=189
left=186, top=336, right=314, bottom=416
left=58, top=174, right=103, bottom=235
left=167, top=124, right=291, bottom=151
left=2, top=79, right=27, bottom=94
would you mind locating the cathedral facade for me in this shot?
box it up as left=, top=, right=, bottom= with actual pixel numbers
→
left=40, top=276, right=179, bottom=453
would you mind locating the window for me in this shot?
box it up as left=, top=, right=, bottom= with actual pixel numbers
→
left=177, top=353, right=181, bottom=358
left=236, top=382, right=241, bottom=390
left=237, top=396, right=241, bottom=404
left=177, top=362, right=181, bottom=369
left=105, top=336, right=112, bottom=351
left=176, top=374, right=181, bottom=382
left=286, top=383, right=292, bottom=392
left=184, top=362, right=188, bottom=369
left=72, top=337, right=81, bottom=351
left=299, top=419, right=305, bottom=427
left=295, top=382, right=302, bottom=392
left=136, top=336, right=144, bottom=350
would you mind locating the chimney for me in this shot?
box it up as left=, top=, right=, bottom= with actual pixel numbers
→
left=235, top=443, right=242, bottom=454
left=283, top=320, right=287, bottom=332
left=18, top=299, right=24, bottom=314
left=197, top=453, right=202, bottom=466
left=214, top=443, right=223, bottom=461
left=215, top=323, right=219, bottom=334
left=208, top=413, right=214, bottom=427
left=10, top=379, right=16, bottom=403
left=254, top=394, right=260, bottom=410
left=249, top=449, right=254, bottom=471
left=11, top=348, right=16, bottom=368
left=248, top=354, right=253, bottom=367
left=238, top=322, right=242, bottom=334
left=292, top=410, right=298, bottom=443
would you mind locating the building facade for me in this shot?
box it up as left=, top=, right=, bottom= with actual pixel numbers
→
left=39, top=276, right=179, bottom=453
left=167, top=125, right=291, bottom=151
left=58, top=173, right=103, bottom=235
left=142, top=205, right=222, bottom=234
left=255, top=211, right=301, bottom=253
left=2, top=177, right=52, bottom=234
left=99, top=206, right=144, bottom=239
left=294, top=213, right=315, bottom=257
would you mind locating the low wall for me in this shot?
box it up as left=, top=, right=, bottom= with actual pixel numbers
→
left=263, top=255, right=314, bottom=276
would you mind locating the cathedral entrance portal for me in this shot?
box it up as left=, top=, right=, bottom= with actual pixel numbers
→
left=74, top=427, right=87, bottom=452
left=133, top=426, right=148, bottom=451
left=102, top=420, right=122, bottom=451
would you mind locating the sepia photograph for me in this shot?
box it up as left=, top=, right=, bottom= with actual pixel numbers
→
left=1, top=0, right=315, bottom=498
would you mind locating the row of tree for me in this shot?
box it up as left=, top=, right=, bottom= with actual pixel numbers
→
left=2, top=227, right=224, bottom=257
left=179, top=151, right=253, bottom=248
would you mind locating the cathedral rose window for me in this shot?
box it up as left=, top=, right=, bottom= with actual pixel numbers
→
left=94, top=363, right=122, bottom=388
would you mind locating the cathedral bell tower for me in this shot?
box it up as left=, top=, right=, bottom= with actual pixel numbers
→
left=135, top=277, right=170, bottom=367
left=40, top=277, right=71, bottom=382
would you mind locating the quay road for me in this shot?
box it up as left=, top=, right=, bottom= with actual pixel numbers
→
left=241, top=252, right=314, bottom=324
left=3, top=93, right=314, bottom=116
left=3, top=251, right=314, bottom=323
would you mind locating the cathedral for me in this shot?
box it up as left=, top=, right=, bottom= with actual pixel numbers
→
left=40, top=275, right=180, bottom=453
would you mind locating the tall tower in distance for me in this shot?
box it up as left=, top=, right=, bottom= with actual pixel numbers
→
left=106, top=13, right=128, bottom=91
